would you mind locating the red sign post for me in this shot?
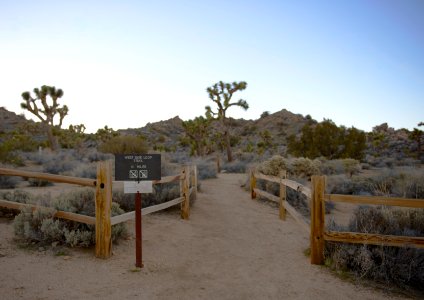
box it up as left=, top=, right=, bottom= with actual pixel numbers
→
left=135, top=191, right=143, bottom=268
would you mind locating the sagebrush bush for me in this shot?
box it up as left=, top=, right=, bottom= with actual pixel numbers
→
left=12, top=188, right=127, bottom=247
left=325, top=206, right=424, bottom=290
left=28, top=178, right=53, bottom=187
left=326, top=167, right=424, bottom=199
left=67, top=162, right=97, bottom=179
left=0, top=189, right=34, bottom=204
left=43, top=158, right=76, bottom=175
left=320, top=158, right=361, bottom=176
left=290, top=157, right=320, bottom=178
left=257, top=155, right=288, bottom=176
left=222, top=160, right=249, bottom=173
left=0, top=175, right=21, bottom=189
left=257, top=155, right=321, bottom=179
left=196, top=160, right=217, bottom=180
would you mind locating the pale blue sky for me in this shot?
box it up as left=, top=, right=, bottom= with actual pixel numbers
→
left=1, top=0, right=423, bottom=133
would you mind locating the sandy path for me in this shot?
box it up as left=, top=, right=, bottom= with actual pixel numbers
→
left=0, top=174, right=406, bottom=299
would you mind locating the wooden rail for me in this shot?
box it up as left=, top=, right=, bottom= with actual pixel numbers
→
left=0, top=168, right=96, bottom=187
left=0, top=163, right=198, bottom=259
left=250, top=170, right=310, bottom=234
left=0, top=199, right=96, bottom=224
left=249, top=170, right=424, bottom=265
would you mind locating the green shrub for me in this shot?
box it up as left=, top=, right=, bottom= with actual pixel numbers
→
left=325, top=206, right=424, bottom=290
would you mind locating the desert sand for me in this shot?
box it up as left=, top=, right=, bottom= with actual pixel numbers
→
left=0, top=174, right=408, bottom=299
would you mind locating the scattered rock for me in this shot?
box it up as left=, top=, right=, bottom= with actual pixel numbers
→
left=51, top=242, right=58, bottom=248
left=38, top=247, right=45, bottom=252
left=63, top=256, right=71, bottom=260
left=0, top=251, right=6, bottom=257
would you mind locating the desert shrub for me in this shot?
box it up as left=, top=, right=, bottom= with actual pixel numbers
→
left=67, top=162, right=97, bottom=179
left=365, top=168, right=424, bottom=198
left=28, top=178, right=53, bottom=187
left=290, top=157, right=320, bottom=178
left=14, top=207, right=56, bottom=242
left=258, top=155, right=288, bottom=176
left=325, top=206, right=424, bottom=290
left=53, top=188, right=96, bottom=216
left=320, top=159, right=361, bottom=176
left=326, top=175, right=370, bottom=196
left=84, top=148, right=114, bottom=163
left=326, top=167, right=424, bottom=199
left=222, top=160, right=248, bottom=173
left=0, top=175, right=22, bottom=189
left=12, top=189, right=127, bottom=247
left=98, top=135, right=148, bottom=154
left=196, top=160, right=217, bottom=180
left=0, top=189, right=34, bottom=203
left=43, top=158, right=76, bottom=175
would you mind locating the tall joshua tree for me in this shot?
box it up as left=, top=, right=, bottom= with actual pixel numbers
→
left=205, top=81, right=248, bottom=162
left=21, top=85, right=68, bottom=150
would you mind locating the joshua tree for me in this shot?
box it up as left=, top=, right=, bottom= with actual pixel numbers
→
left=21, top=85, right=68, bottom=150
left=182, top=116, right=211, bottom=156
left=205, top=81, right=248, bottom=162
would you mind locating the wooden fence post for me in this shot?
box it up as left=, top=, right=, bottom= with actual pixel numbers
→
left=181, top=166, right=190, bottom=220
left=279, top=170, right=287, bottom=220
left=191, top=165, right=198, bottom=200
left=250, top=169, right=256, bottom=199
left=310, top=175, right=325, bottom=265
left=95, top=160, right=112, bottom=259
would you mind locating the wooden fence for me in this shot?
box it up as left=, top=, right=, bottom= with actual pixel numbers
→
left=250, top=170, right=424, bottom=265
left=0, top=163, right=197, bottom=259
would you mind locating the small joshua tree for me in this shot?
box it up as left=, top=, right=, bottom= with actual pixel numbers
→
left=182, top=116, right=211, bottom=156
left=21, top=85, right=68, bottom=150
left=205, top=81, right=249, bottom=162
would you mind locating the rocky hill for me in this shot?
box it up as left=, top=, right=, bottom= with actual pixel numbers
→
left=1, top=106, right=420, bottom=164
left=0, top=107, right=31, bottom=134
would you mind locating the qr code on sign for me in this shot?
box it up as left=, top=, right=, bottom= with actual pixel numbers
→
left=139, top=170, right=148, bottom=179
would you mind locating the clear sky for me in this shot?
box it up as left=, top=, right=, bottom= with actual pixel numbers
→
left=1, top=0, right=423, bottom=133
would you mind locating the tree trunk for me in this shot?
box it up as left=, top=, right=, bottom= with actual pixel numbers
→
left=46, top=124, right=58, bottom=151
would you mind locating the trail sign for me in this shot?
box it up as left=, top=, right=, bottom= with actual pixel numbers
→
left=115, top=154, right=161, bottom=181
left=114, top=154, right=161, bottom=269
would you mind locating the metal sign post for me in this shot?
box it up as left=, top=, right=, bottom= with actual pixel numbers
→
left=114, top=154, right=161, bottom=269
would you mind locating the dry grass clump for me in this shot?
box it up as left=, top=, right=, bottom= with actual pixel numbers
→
left=326, top=206, right=424, bottom=291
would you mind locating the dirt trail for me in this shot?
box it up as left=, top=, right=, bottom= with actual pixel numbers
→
left=0, top=174, right=406, bottom=299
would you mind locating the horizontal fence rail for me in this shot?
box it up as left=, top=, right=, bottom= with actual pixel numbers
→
left=0, top=167, right=96, bottom=187
left=0, top=199, right=96, bottom=225
left=250, top=170, right=310, bottom=234
left=249, top=170, right=424, bottom=265
left=0, top=163, right=198, bottom=260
